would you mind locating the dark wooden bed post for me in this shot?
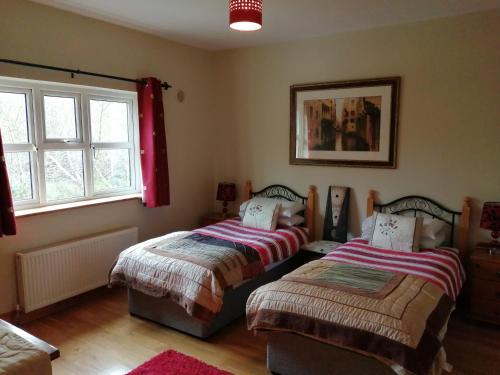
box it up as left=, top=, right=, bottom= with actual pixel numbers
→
left=458, top=197, right=471, bottom=255
left=306, top=185, right=317, bottom=241
left=243, top=180, right=252, bottom=201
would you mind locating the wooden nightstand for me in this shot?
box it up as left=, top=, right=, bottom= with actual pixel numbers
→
left=202, top=213, right=236, bottom=227
left=469, top=247, right=500, bottom=325
left=298, top=241, right=343, bottom=264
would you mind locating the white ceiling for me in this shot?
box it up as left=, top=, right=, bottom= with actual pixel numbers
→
left=31, top=0, right=500, bottom=50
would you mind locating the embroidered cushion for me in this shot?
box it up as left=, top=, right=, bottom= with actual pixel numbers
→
left=369, top=212, right=422, bottom=252
left=242, top=199, right=281, bottom=231
left=240, top=198, right=304, bottom=218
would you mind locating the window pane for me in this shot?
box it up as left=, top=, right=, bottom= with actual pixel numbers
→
left=0, top=91, right=29, bottom=143
left=45, top=150, right=84, bottom=201
left=93, top=149, right=131, bottom=192
left=43, top=96, right=78, bottom=139
left=5, top=152, right=33, bottom=201
left=90, top=100, right=129, bottom=142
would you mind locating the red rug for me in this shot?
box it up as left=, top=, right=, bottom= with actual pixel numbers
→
left=127, top=350, right=233, bottom=375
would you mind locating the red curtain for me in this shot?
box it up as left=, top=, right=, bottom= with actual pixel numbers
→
left=137, top=78, right=170, bottom=208
left=0, top=130, right=16, bottom=236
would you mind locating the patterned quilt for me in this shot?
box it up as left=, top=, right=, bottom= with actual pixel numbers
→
left=246, top=239, right=465, bottom=375
left=0, top=328, right=51, bottom=375
left=110, top=219, right=307, bottom=322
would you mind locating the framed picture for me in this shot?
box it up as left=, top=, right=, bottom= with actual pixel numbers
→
left=290, top=77, right=400, bottom=168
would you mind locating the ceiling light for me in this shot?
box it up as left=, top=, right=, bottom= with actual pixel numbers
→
left=229, top=0, right=262, bottom=31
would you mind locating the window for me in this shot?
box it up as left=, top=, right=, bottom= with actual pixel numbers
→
left=0, top=76, right=140, bottom=211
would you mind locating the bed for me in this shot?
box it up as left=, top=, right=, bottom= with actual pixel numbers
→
left=246, top=191, right=471, bottom=375
left=110, top=180, right=317, bottom=338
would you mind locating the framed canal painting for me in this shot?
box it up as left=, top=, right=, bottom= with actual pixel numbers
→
left=290, top=77, right=400, bottom=168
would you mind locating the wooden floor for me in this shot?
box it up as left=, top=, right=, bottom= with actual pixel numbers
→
left=20, top=288, right=500, bottom=375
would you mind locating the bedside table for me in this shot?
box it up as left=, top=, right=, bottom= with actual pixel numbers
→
left=202, top=213, right=236, bottom=226
left=298, top=241, right=343, bottom=264
left=469, top=247, right=500, bottom=325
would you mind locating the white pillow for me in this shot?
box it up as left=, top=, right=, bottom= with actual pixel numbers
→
left=421, top=231, right=446, bottom=249
left=278, top=215, right=305, bottom=227
left=361, top=214, right=375, bottom=240
left=242, top=199, right=281, bottom=231
left=370, top=212, right=422, bottom=252
left=420, top=218, right=447, bottom=248
left=240, top=198, right=305, bottom=218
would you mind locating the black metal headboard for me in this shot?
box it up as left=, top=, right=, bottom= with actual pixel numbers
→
left=251, top=184, right=308, bottom=204
left=373, top=195, right=462, bottom=247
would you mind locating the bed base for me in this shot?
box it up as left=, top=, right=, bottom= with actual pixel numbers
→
left=267, top=332, right=394, bottom=375
left=128, top=255, right=302, bottom=339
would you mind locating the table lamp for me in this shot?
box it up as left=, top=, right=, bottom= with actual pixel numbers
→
left=217, top=182, right=236, bottom=217
left=480, top=202, right=500, bottom=254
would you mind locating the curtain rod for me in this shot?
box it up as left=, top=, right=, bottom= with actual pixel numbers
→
left=0, top=58, right=172, bottom=90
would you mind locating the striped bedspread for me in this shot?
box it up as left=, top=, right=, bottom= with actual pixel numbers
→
left=247, top=239, right=465, bottom=375
left=194, top=218, right=308, bottom=265
left=324, top=238, right=465, bottom=300
left=110, top=219, right=307, bottom=322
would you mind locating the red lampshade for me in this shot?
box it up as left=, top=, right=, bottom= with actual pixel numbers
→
left=480, top=202, right=500, bottom=244
left=229, top=0, right=262, bottom=31
left=216, top=182, right=236, bottom=202
left=480, top=202, right=500, bottom=231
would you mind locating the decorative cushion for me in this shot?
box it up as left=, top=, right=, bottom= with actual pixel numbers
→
left=242, top=199, right=281, bottom=231
left=240, top=198, right=305, bottom=218
left=369, top=212, right=422, bottom=252
left=278, top=215, right=305, bottom=227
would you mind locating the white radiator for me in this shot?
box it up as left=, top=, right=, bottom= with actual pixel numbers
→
left=16, top=227, right=138, bottom=313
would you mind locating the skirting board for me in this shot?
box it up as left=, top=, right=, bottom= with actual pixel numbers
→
left=0, top=286, right=118, bottom=325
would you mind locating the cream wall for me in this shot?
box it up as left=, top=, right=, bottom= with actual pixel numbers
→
left=0, top=0, right=217, bottom=314
left=0, top=1, right=499, bottom=315
left=212, top=10, right=500, bottom=242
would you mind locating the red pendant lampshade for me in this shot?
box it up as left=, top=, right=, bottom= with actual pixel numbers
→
left=229, top=0, right=262, bottom=31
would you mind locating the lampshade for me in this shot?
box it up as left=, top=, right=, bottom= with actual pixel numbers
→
left=216, top=182, right=236, bottom=202
left=480, top=202, right=500, bottom=231
left=229, top=0, right=262, bottom=31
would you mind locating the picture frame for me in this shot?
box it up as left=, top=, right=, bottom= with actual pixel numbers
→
left=290, top=77, right=400, bottom=168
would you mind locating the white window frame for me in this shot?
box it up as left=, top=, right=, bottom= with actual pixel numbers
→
left=40, top=91, right=83, bottom=143
left=0, top=76, right=141, bottom=211
left=87, top=94, right=138, bottom=197
left=1, top=85, right=39, bottom=206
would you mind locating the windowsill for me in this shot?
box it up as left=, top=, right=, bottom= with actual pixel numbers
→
left=15, top=194, right=143, bottom=218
